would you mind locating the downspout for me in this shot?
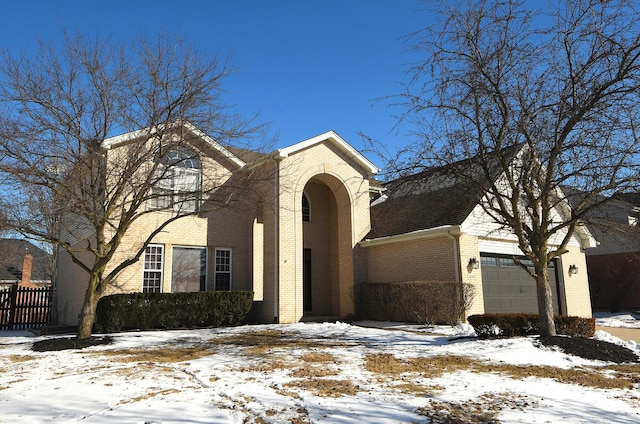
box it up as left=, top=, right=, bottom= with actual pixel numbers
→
left=273, top=158, right=280, bottom=323
left=446, top=229, right=461, bottom=283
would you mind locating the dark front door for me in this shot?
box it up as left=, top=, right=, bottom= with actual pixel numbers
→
left=303, top=248, right=312, bottom=312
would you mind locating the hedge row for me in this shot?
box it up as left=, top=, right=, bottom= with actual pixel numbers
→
left=354, top=281, right=475, bottom=325
left=95, top=291, right=253, bottom=333
left=468, top=313, right=596, bottom=338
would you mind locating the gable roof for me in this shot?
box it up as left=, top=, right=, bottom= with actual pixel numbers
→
left=0, top=239, right=52, bottom=282
left=368, top=145, right=521, bottom=239
left=102, top=121, right=246, bottom=168
left=275, top=131, right=380, bottom=176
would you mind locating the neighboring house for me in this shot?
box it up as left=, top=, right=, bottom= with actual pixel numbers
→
left=579, top=194, right=640, bottom=311
left=55, top=124, right=595, bottom=326
left=0, top=239, right=53, bottom=287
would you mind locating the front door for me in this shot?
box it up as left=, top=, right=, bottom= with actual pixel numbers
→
left=303, top=248, right=312, bottom=312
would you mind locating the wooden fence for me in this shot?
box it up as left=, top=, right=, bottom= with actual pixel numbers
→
left=0, top=285, right=53, bottom=331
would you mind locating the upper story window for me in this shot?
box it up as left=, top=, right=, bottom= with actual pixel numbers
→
left=150, top=145, right=202, bottom=212
left=302, top=192, right=310, bottom=222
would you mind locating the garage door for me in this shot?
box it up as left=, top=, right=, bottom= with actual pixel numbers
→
left=481, top=254, right=560, bottom=314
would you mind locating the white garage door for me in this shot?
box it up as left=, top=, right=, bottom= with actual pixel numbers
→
left=481, top=254, right=560, bottom=314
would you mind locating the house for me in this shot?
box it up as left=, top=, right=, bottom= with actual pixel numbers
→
left=55, top=124, right=595, bottom=326
left=0, top=239, right=53, bottom=287
left=578, top=194, right=640, bottom=311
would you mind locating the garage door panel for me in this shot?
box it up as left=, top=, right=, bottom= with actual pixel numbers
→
left=481, top=253, right=560, bottom=314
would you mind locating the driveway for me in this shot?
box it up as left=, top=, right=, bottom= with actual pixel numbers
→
left=596, top=326, right=640, bottom=343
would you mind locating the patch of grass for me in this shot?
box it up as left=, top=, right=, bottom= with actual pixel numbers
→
left=364, top=354, right=472, bottom=378
left=236, top=358, right=290, bottom=373
left=284, top=378, right=358, bottom=398
left=393, top=382, right=444, bottom=396
left=98, top=345, right=213, bottom=363
left=364, top=353, right=406, bottom=374
left=504, top=364, right=637, bottom=389
left=6, top=355, right=36, bottom=363
left=300, top=351, right=336, bottom=363
left=290, top=365, right=338, bottom=379
left=364, top=353, right=640, bottom=390
left=416, top=392, right=535, bottom=424
left=213, top=330, right=351, bottom=352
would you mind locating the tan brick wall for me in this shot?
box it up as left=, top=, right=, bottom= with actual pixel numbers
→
left=275, top=141, right=372, bottom=322
left=362, top=236, right=458, bottom=283
left=458, top=234, right=485, bottom=316
left=558, top=245, right=593, bottom=318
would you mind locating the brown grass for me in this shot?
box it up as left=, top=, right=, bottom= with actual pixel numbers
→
left=98, top=345, right=213, bottom=363
left=416, top=392, right=534, bottom=423
left=6, top=355, right=36, bottom=363
left=290, top=365, right=339, bottom=379
left=284, top=378, right=358, bottom=398
left=364, top=353, right=640, bottom=390
left=213, top=330, right=352, bottom=352
left=393, top=382, right=445, bottom=396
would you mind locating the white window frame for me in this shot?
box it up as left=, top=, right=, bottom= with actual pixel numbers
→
left=142, top=244, right=164, bottom=293
left=150, top=166, right=201, bottom=212
left=302, top=192, right=311, bottom=222
left=214, top=248, right=232, bottom=291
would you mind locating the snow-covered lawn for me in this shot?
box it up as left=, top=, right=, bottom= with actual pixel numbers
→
left=0, top=315, right=639, bottom=423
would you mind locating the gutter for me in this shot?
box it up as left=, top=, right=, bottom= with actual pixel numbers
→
left=273, top=158, right=281, bottom=323
left=359, top=225, right=462, bottom=247
left=445, top=229, right=462, bottom=283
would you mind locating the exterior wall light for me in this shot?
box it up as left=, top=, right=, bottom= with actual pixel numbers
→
left=468, top=257, right=480, bottom=270
left=568, top=264, right=579, bottom=275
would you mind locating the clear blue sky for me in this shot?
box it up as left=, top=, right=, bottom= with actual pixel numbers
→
left=0, top=0, right=430, bottom=157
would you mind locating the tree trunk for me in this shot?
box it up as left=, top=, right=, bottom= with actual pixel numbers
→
left=535, top=265, right=556, bottom=337
left=77, top=274, right=101, bottom=339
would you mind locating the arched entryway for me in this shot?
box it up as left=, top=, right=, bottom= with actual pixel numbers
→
left=301, top=174, right=353, bottom=318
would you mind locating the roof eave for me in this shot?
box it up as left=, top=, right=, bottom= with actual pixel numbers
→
left=360, top=225, right=462, bottom=247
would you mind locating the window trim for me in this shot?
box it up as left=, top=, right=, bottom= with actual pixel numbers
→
left=302, top=192, right=311, bottom=222
left=214, top=248, right=232, bottom=291
left=142, top=244, right=164, bottom=293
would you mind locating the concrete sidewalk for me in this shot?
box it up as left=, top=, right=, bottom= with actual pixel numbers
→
left=596, top=326, right=640, bottom=343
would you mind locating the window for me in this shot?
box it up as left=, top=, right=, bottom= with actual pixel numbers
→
left=302, top=192, right=310, bottom=222
left=150, top=146, right=201, bottom=212
left=171, top=247, right=206, bottom=292
left=143, top=245, right=164, bottom=293
left=480, top=256, right=497, bottom=267
left=214, top=248, right=232, bottom=291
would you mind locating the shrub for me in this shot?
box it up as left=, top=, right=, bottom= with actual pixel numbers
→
left=354, top=281, right=475, bottom=325
left=468, top=313, right=596, bottom=338
left=95, top=291, right=254, bottom=333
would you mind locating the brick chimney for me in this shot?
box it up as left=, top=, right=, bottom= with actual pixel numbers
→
left=20, top=249, right=34, bottom=287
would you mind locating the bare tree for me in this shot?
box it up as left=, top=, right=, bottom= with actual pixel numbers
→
left=380, top=0, right=640, bottom=336
left=0, top=33, right=267, bottom=339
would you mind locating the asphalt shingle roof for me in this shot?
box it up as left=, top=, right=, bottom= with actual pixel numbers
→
left=368, top=145, right=522, bottom=239
left=0, top=239, right=52, bottom=282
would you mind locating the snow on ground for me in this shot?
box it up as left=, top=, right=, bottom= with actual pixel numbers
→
left=594, top=311, right=640, bottom=329
left=0, top=316, right=638, bottom=423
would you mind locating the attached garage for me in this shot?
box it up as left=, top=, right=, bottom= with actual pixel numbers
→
left=480, top=253, right=561, bottom=314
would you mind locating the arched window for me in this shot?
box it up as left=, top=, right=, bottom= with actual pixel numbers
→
left=302, top=192, right=310, bottom=222
left=150, top=145, right=202, bottom=212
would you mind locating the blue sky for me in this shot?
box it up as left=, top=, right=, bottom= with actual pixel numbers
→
left=0, top=0, right=429, bottom=158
